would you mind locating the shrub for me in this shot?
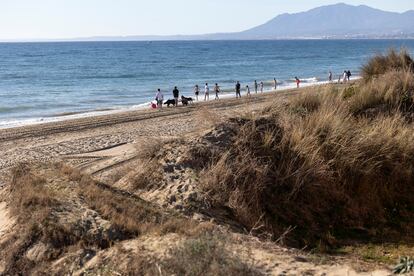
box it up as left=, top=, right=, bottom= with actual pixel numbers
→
left=342, top=86, right=358, bottom=99
left=162, top=232, right=261, bottom=276
left=362, top=49, right=414, bottom=82
left=348, top=70, right=414, bottom=115
left=198, top=101, right=414, bottom=247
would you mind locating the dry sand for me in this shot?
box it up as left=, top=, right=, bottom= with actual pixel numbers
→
left=0, top=85, right=392, bottom=275
left=0, top=90, right=290, bottom=182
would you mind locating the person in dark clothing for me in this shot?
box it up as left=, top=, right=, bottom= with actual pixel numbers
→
left=235, top=81, right=241, bottom=98
left=194, top=84, right=200, bottom=101
left=347, top=70, right=352, bottom=81
left=214, top=83, right=220, bottom=100
left=173, top=86, right=179, bottom=107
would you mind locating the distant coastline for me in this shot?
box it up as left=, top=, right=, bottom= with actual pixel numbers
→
left=1, top=3, right=413, bottom=43
left=2, top=36, right=414, bottom=43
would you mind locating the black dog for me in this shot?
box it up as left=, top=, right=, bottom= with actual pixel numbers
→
left=164, top=99, right=176, bottom=107
left=181, top=96, right=194, bottom=106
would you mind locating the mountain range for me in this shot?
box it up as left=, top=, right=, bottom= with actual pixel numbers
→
left=8, top=3, right=414, bottom=42
left=239, top=3, right=414, bottom=39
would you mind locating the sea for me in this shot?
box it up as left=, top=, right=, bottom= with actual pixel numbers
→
left=1, top=39, right=414, bottom=128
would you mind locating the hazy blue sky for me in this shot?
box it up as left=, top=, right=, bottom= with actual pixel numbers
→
left=1, top=0, right=413, bottom=40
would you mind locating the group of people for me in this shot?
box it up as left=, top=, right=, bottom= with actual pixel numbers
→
left=328, top=70, right=352, bottom=83
left=154, top=70, right=353, bottom=109
left=235, top=80, right=265, bottom=99
left=193, top=83, right=222, bottom=101
left=154, top=77, right=304, bottom=109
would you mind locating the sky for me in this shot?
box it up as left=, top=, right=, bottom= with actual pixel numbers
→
left=1, top=0, right=413, bottom=40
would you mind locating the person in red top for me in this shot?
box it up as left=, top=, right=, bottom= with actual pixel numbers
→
left=295, top=77, right=301, bottom=88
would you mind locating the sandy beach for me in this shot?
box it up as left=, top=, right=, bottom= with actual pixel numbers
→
left=0, top=79, right=398, bottom=275
left=0, top=88, right=304, bottom=184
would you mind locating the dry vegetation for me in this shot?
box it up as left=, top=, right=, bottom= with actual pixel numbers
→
left=0, top=162, right=258, bottom=275
left=361, top=49, right=413, bottom=82
left=0, top=163, right=200, bottom=274
left=2, top=49, right=414, bottom=274
left=190, top=49, right=414, bottom=249
left=161, top=231, right=261, bottom=276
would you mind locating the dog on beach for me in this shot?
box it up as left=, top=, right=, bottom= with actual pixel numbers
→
left=164, top=99, right=176, bottom=107
left=181, top=96, right=194, bottom=106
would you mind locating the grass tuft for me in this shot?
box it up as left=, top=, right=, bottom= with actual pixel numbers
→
left=362, top=49, right=414, bottom=82
left=162, top=231, right=262, bottom=276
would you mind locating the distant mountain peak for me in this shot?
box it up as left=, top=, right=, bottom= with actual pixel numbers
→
left=240, top=3, right=414, bottom=39
left=18, top=3, right=414, bottom=42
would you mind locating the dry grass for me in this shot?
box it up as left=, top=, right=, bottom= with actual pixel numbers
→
left=130, top=137, right=183, bottom=190
left=129, top=158, right=163, bottom=190
left=337, top=244, right=414, bottom=265
left=135, top=137, right=166, bottom=160
left=193, top=50, right=414, bottom=248
left=290, top=89, right=324, bottom=115
left=1, top=163, right=201, bottom=275
left=362, top=49, right=414, bottom=81
left=105, top=224, right=258, bottom=276
left=161, top=231, right=262, bottom=276
left=1, top=164, right=87, bottom=274
left=348, top=70, right=414, bottom=115
left=65, top=165, right=199, bottom=238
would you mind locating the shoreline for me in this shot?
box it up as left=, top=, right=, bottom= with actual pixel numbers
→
left=0, top=77, right=359, bottom=130
left=0, top=85, right=304, bottom=175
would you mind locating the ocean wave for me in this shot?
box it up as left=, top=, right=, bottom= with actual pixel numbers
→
left=78, top=72, right=159, bottom=80
left=20, top=54, right=47, bottom=58
left=1, top=73, right=31, bottom=80
left=79, top=74, right=138, bottom=80
left=301, top=77, right=319, bottom=83
left=0, top=106, right=33, bottom=113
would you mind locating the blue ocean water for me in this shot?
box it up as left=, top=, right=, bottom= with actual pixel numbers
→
left=0, top=40, right=414, bottom=126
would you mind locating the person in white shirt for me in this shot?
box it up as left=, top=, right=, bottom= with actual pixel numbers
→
left=260, top=81, right=264, bottom=93
left=246, top=85, right=251, bottom=97
left=204, top=83, right=210, bottom=101
left=155, top=88, right=164, bottom=109
left=342, top=71, right=348, bottom=83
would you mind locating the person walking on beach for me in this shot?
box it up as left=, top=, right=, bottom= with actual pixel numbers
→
left=347, top=70, right=352, bottom=81
left=260, top=81, right=264, bottom=93
left=273, top=78, right=278, bottom=90
left=342, top=71, right=348, bottom=83
left=328, top=71, right=333, bottom=82
left=194, top=84, right=200, bottom=101
left=204, top=83, right=210, bottom=101
left=214, top=83, right=220, bottom=100
left=246, top=85, right=251, bottom=98
left=235, top=81, right=241, bottom=98
left=295, top=77, right=301, bottom=88
left=254, top=80, right=258, bottom=94
left=155, top=88, right=164, bottom=109
left=173, top=86, right=180, bottom=107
